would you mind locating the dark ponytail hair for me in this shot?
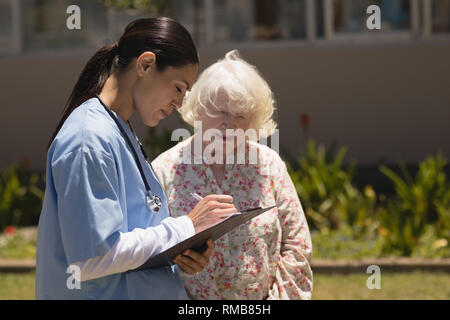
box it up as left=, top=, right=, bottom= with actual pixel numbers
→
left=47, top=17, right=199, bottom=150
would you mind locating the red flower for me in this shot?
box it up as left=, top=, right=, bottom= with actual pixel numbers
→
left=20, top=156, right=30, bottom=169
left=4, top=226, right=16, bottom=236
left=299, top=113, right=310, bottom=128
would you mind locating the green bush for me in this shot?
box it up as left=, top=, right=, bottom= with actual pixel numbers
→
left=412, top=225, right=450, bottom=258
left=435, top=180, right=450, bottom=241
left=288, top=140, right=352, bottom=231
left=0, top=166, right=44, bottom=231
left=287, top=142, right=450, bottom=259
left=288, top=140, right=378, bottom=234
left=379, top=153, right=449, bottom=256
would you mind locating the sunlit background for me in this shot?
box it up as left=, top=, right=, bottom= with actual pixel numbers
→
left=0, top=0, right=449, bottom=300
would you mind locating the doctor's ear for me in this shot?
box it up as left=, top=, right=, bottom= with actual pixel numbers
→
left=136, top=51, right=156, bottom=76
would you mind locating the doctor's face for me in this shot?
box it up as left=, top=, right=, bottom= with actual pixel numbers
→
left=134, top=61, right=198, bottom=127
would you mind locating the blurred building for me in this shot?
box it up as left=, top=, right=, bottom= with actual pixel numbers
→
left=0, top=0, right=449, bottom=170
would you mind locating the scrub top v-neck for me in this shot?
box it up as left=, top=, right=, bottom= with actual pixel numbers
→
left=35, top=97, right=188, bottom=299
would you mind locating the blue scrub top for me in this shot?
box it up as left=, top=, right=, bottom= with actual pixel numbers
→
left=36, top=97, right=187, bottom=299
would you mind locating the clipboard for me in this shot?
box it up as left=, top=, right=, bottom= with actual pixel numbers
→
left=131, top=205, right=276, bottom=270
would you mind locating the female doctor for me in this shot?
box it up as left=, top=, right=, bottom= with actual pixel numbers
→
left=35, top=17, right=236, bottom=299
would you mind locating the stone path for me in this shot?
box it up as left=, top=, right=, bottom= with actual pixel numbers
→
left=1, top=258, right=449, bottom=274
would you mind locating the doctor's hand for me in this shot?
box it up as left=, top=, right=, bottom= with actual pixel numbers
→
left=173, top=239, right=215, bottom=275
left=186, top=194, right=236, bottom=234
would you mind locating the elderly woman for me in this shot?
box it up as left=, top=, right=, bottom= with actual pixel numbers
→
left=152, top=50, right=313, bottom=300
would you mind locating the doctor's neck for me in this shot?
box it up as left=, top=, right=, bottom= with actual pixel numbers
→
left=98, top=72, right=136, bottom=126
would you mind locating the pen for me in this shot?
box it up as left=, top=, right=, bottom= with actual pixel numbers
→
left=190, top=192, right=204, bottom=201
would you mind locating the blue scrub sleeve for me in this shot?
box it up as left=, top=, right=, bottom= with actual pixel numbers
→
left=52, top=147, right=123, bottom=265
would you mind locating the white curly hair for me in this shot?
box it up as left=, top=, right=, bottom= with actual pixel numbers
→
left=178, top=50, right=277, bottom=139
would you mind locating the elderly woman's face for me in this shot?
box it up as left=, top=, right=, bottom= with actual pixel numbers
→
left=200, top=94, right=253, bottom=152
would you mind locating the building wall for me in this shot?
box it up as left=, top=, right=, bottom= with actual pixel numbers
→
left=1, top=41, right=449, bottom=170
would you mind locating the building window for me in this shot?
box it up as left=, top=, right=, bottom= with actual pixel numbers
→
left=172, top=0, right=207, bottom=46
left=107, top=7, right=149, bottom=43
left=0, top=0, right=14, bottom=53
left=214, top=0, right=253, bottom=42
left=1, top=0, right=449, bottom=55
left=333, top=0, right=411, bottom=34
left=432, top=0, right=450, bottom=33
left=23, top=0, right=108, bottom=51
left=212, top=0, right=308, bottom=43
left=0, top=0, right=13, bottom=37
left=278, top=0, right=308, bottom=40
left=107, top=0, right=207, bottom=48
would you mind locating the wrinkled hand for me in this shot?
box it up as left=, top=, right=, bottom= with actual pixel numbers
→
left=173, top=239, right=215, bottom=275
left=187, top=195, right=236, bottom=234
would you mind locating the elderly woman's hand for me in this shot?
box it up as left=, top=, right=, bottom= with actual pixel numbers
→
left=173, top=239, right=215, bottom=275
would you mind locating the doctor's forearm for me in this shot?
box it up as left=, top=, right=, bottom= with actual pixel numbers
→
left=70, top=215, right=195, bottom=282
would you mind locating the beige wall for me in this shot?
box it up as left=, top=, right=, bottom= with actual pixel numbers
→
left=1, top=41, right=449, bottom=170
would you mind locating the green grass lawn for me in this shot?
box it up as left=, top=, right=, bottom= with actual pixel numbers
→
left=0, top=272, right=35, bottom=300
left=1, top=271, right=449, bottom=300
left=313, top=272, right=450, bottom=299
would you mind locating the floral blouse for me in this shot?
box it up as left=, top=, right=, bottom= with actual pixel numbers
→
left=152, top=136, right=313, bottom=300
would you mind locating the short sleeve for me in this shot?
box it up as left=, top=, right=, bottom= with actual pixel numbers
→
left=52, top=147, right=123, bottom=265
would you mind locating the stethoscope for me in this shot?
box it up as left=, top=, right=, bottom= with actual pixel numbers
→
left=96, top=95, right=163, bottom=213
